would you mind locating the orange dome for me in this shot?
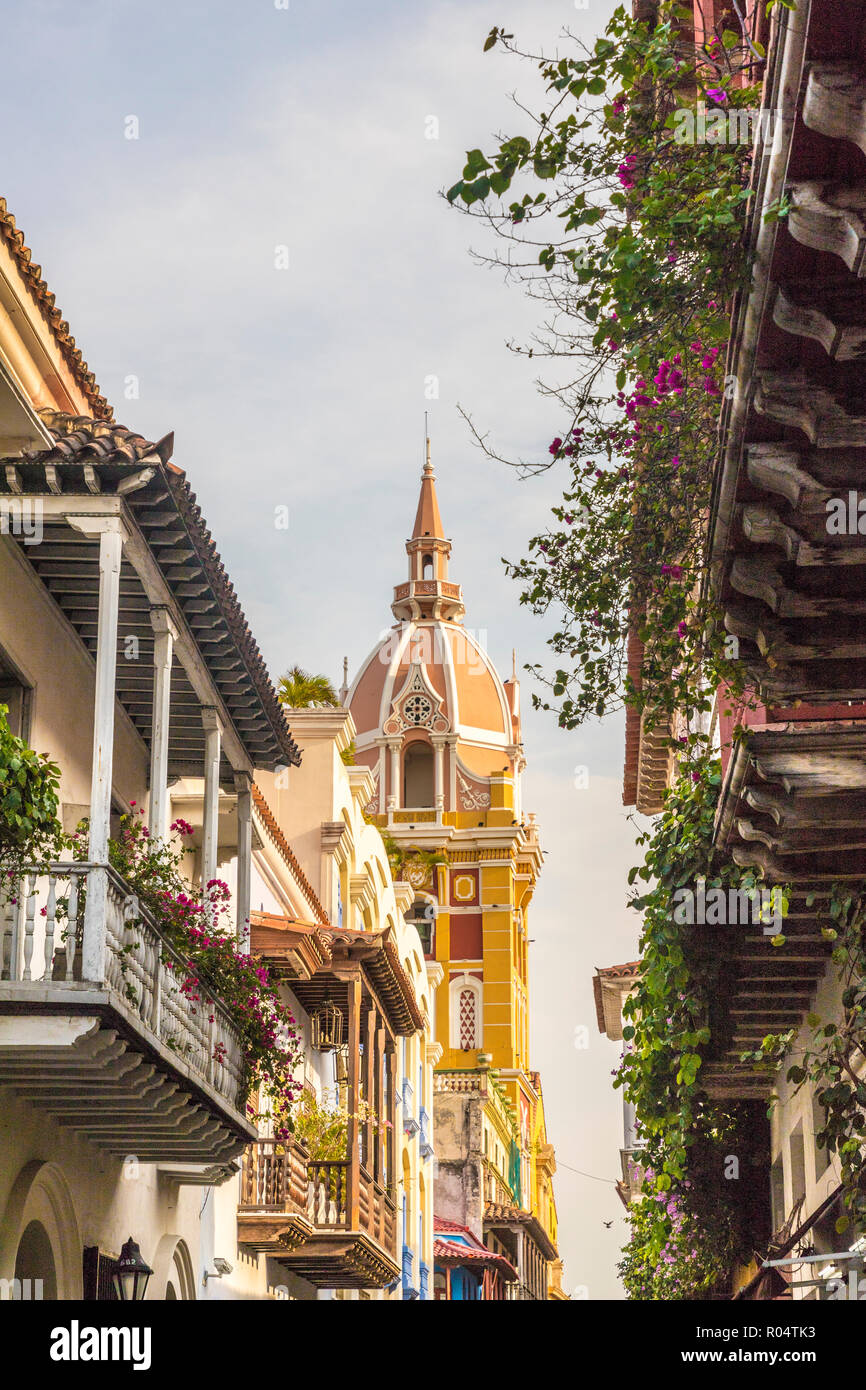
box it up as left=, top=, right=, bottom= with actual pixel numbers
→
left=347, top=445, right=523, bottom=814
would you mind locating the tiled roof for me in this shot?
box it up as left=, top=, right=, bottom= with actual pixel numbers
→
left=483, top=1201, right=559, bottom=1261
left=1, top=412, right=300, bottom=772
left=433, top=1238, right=518, bottom=1280
left=0, top=200, right=112, bottom=421
left=434, top=1216, right=475, bottom=1236
left=593, top=961, right=641, bottom=1035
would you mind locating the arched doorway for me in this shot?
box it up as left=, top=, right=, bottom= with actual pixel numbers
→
left=0, top=1161, right=81, bottom=1299
left=151, top=1235, right=196, bottom=1300
left=14, top=1219, right=57, bottom=1300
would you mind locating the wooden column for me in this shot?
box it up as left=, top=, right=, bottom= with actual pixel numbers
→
left=375, top=1023, right=386, bottom=1183
left=364, top=1005, right=376, bottom=1176
left=148, top=606, right=176, bottom=842
left=376, top=1022, right=387, bottom=1247
left=384, top=1042, right=396, bottom=1192
left=344, top=976, right=362, bottom=1231
left=234, top=771, right=252, bottom=948
left=201, top=707, right=222, bottom=891
left=72, top=516, right=126, bottom=983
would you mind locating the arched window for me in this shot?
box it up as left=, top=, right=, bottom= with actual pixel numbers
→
left=406, top=897, right=435, bottom=955
left=449, top=975, right=482, bottom=1051
left=404, top=742, right=434, bottom=807
left=422, top=553, right=434, bottom=580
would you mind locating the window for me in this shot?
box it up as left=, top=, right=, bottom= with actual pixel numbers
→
left=0, top=648, right=31, bottom=740
left=449, top=975, right=482, bottom=1050
left=406, top=897, right=435, bottom=955
left=404, top=742, right=434, bottom=807
left=770, top=1157, right=784, bottom=1231
left=422, top=554, right=433, bottom=580
left=812, top=1094, right=830, bottom=1179
left=789, top=1123, right=806, bottom=1205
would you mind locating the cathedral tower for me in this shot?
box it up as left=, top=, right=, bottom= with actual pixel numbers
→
left=346, top=445, right=561, bottom=1294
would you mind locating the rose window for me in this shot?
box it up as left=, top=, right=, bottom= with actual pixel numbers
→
left=404, top=694, right=432, bottom=726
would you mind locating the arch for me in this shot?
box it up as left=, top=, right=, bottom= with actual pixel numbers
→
left=151, top=1235, right=196, bottom=1301
left=422, top=553, right=434, bottom=580
left=403, top=741, right=434, bottom=808
left=0, top=1160, right=81, bottom=1298
left=405, top=896, right=435, bottom=955
left=449, top=974, right=482, bottom=1051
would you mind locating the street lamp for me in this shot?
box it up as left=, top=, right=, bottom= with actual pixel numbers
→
left=311, top=997, right=344, bottom=1052
left=112, top=1237, right=153, bottom=1302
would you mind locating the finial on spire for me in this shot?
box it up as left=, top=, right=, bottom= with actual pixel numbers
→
left=423, top=412, right=434, bottom=479
left=339, top=655, right=349, bottom=705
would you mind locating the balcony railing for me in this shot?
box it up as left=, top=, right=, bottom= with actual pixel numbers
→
left=238, top=1139, right=399, bottom=1288
left=402, top=1077, right=419, bottom=1136
left=0, top=862, right=252, bottom=1157
left=402, top=1244, right=418, bottom=1298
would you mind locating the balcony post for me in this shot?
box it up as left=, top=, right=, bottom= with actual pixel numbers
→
left=376, top=1021, right=387, bottom=1247
left=345, top=976, right=362, bottom=1230
left=201, top=707, right=222, bottom=892
left=148, top=606, right=177, bottom=843
left=384, top=1040, right=396, bottom=1195
left=234, top=771, right=252, bottom=950
left=69, top=516, right=127, bottom=982
left=373, top=1020, right=385, bottom=1183
left=364, top=1006, right=376, bottom=1175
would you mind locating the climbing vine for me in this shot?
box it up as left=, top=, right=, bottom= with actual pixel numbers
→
left=447, top=6, right=767, bottom=726
left=742, top=887, right=866, bottom=1238
left=616, top=750, right=778, bottom=1296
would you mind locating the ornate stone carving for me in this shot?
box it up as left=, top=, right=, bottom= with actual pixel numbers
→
left=457, top=770, right=491, bottom=810
left=364, top=764, right=380, bottom=815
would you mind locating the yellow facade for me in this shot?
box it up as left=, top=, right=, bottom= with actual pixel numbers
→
left=347, top=448, right=560, bottom=1286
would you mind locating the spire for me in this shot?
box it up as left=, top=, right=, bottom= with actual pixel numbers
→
left=339, top=655, right=349, bottom=705
left=411, top=435, right=445, bottom=541
left=392, top=433, right=465, bottom=623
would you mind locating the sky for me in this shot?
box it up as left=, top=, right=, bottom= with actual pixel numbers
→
left=5, top=0, right=643, bottom=1298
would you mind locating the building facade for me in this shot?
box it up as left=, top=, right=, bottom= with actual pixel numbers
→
left=0, top=202, right=433, bottom=1302
left=346, top=445, right=562, bottom=1297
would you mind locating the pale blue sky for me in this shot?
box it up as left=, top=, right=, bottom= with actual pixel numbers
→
left=6, top=0, right=641, bottom=1297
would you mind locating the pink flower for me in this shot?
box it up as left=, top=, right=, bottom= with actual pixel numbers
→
left=705, top=87, right=727, bottom=104
left=549, top=437, right=562, bottom=455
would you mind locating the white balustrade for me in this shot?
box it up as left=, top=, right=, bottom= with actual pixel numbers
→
left=0, top=862, right=247, bottom=1110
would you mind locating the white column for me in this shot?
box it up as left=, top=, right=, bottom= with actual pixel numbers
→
left=148, top=607, right=177, bottom=842
left=388, top=739, right=401, bottom=810
left=70, top=517, right=127, bottom=983
left=234, top=771, right=252, bottom=949
left=201, top=708, right=222, bottom=892
left=432, top=736, right=445, bottom=823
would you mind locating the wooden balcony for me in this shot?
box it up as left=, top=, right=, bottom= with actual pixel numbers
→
left=238, top=1139, right=399, bottom=1288
left=0, top=863, right=255, bottom=1162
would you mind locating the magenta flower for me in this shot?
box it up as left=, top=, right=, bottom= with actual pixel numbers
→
left=705, top=87, right=727, bottom=104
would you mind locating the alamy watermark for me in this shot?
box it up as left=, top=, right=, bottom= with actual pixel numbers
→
left=671, top=878, right=786, bottom=936
left=0, top=497, right=43, bottom=545
left=672, top=104, right=779, bottom=146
